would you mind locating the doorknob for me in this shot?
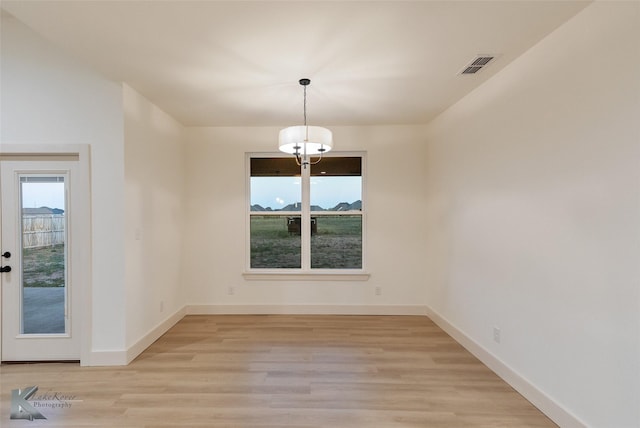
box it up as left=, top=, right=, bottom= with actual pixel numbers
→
left=1, top=252, right=10, bottom=258
left=0, top=266, right=11, bottom=273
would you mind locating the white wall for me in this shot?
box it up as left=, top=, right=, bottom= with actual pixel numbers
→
left=0, top=12, right=128, bottom=356
left=123, top=84, right=186, bottom=351
left=183, top=125, right=428, bottom=312
left=423, top=2, right=640, bottom=427
left=4, top=6, right=638, bottom=426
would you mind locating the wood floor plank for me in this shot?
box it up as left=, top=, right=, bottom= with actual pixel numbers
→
left=0, top=315, right=557, bottom=427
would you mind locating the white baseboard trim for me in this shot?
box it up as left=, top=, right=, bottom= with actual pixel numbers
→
left=87, top=306, right=186, bottom=366
left=425, top=306, right=587, bottom=428
left=86, top=350, right=128, bottom=366
left=126, top=306, right=187, bottom=364
left=186, top=304, right=427, bottom=316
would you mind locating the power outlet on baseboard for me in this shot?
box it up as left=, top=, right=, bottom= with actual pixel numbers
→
left=375, top=286, right=382, bottom=296
left=228, top=286, right=235, bottom=296
left=160, top=300, right=164, bottom=313
left=493, top=326, right=501, bottom=344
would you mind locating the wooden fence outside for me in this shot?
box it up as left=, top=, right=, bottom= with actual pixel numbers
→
left=22, top=214, right=65, bottom=249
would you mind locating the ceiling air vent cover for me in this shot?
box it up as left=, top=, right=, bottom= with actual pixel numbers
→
left=460, top=55, right=495, bottom=75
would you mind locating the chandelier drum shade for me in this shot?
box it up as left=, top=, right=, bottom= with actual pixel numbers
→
left=278, top=126, right=333, bottom=155
left=279, top=79, right=333, bottom=168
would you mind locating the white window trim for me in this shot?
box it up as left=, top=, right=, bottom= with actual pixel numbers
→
left=244, top=151, right=368, bottom=279
left=242, top=271, right=370, bottom=281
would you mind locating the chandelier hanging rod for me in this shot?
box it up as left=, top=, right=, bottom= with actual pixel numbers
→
left=278, top=78, right=333, bottom=168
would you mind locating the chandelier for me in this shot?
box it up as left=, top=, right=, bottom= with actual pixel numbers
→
left=278, top=78, right=333, bottom=168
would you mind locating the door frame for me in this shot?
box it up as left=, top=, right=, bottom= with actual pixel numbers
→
left=0, top=144, right=91, bottom=365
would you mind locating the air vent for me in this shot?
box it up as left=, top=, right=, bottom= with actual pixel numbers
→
left=459, top=55, right=495, bottom=75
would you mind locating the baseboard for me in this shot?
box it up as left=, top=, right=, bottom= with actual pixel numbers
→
left=126, top=306, right=187, bottom=364
left=424, top=305, right=587, bottom=428
left=186, top=304, right=427, bottom=316
left=86, top=350, right=128, bottom=366
left=87, top=306, right=186, bottom=366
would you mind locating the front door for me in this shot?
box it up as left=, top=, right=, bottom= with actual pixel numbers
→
left=1, top=159, right=83, bottom=361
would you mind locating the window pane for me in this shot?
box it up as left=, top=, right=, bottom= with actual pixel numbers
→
left=310, top=176, right=361, bottom=211
left=250, top=177, right=301, bottom=211
left=248, top=155, right=365, bottom=271
left=251, top=158, right=301, bottom=211
left=310, top=157, right=361, bottom=211
left=20, top=176, right=67, bottom=334
left=250, top=216, right=301, bottom=268
left=311, top=215, right=362, bottom=269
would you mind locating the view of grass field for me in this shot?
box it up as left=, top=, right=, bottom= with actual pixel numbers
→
left=250, top=215, right=362, bottom=269
left=22, top=244, right=65, bottom=287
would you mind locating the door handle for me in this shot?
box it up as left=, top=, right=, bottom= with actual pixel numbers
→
left=0, top=266, right=11, bottom=273
left=1, top=252, right=10, bottom=258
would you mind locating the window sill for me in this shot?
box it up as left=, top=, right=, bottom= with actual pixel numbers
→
left=242, top=271, right=370, bottom=281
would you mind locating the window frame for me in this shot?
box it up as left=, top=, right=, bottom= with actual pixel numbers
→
left=244, top=151, right=369, bottom=280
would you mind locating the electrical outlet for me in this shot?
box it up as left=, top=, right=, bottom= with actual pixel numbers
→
left=228, top=286, right=235, bottom=296
left=375, top=286, right=381, bottom=296
left=160, top=300, right=164, bottom=312
left=493, top=326, right=501, bottom=344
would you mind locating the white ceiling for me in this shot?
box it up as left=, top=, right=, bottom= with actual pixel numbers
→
left=1, top=1, right=590, bottom=127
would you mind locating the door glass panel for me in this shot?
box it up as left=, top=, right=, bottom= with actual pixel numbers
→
left=20, top=176, right=66, bottom=334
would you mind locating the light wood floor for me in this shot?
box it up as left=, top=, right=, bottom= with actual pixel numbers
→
left=0, top=315, right=556, bottom=427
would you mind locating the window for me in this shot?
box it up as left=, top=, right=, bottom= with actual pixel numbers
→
left=248, top=154, right=364, bottom=272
